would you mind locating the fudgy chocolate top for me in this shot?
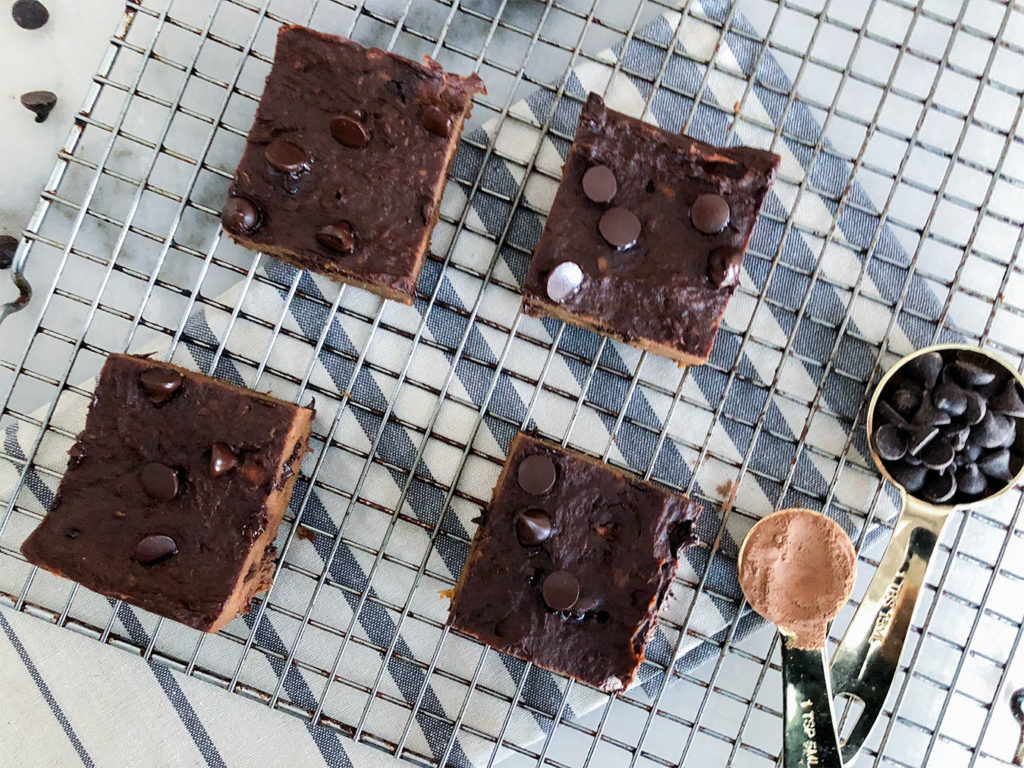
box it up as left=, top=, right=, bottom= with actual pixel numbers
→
left=523, top=93, right=780, bottom=362
left=448, top=433, right=700, bottom=692
left=20, top=354, right=312, bottom=630
left=223, top=25, right=484, bottom=299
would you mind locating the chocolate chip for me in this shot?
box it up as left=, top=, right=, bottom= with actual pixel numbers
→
left=515, top=508, right=553, bottom=547
left=978, top=449, right=1013, bottom=483
left=906, top=352, right=943, bottom=389
left=962, top=443, right=983, bottom=464
left=210, top=442, right=238, bottom=478
left=135, top=534, right=178, bottom=566
left=875, top=401, right=910, bottom=430
left=913, top=399, right=951, bottom=428
left=12, top=0, right=48, bottom=30
left=316, top=221, right=356, bottom=253
left=951, top=359, right=996, bottom=388
left=420, top=198, right=435, bottom=225
left=707, top=247, right=743, bottom=288
left=0, top=235, right=17, bottom=270
left=872, top=423, right=907, bottom=461
left=906, top=425, right=939, bottom=456
left=945, top=426, right=970, bottom=452
left=598, top=207, right=641, bottom=250
left=546, top=261, right=584, bottom=303
left=919, top=439, right=955, bottom=471
left=890, top=462, right=927, bottom=493
left=972, top=411, right=1014, bottom=449
left=903, top=452, right=923, bottom=466
left=991, top=381, right=1024, bottom=418
left=141, top=462, right=179, bottom=501
left=64, top=527, right=80, bottom=540
left=542, top=570, right=580, bottom=611
left=921, top=470, right=956, bottom=504
left=690, top=193, right=730, bottom=234
left=933, top=382, right=967, bottom=416
left=330, top=115, right=369, bottom=148
left=581, top=165, right=617, bottom=204
left=265, top=139, right=310, bottom=173
left=517, top=454, right=556, bottom=496
left=422, top=105, right=452, bottom=138
left=956, top=463, right=987, bottom=496
left=891, top=388, right=921, bottom=417
left=139, top=367, right=183, bottom=403
left=222, top=196, right=261, bottom=235
left=961, top=390, right=987, bottom=426
left=67, top=443, right=85, bottom=470
left=20, top=90, right=57, bottom=123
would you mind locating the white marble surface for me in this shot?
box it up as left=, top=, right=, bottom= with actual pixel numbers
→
left=0, top=0, right=123, bottom=239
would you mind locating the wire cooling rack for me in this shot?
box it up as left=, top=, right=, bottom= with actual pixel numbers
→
left=2, top=0, right=1024, bottom=766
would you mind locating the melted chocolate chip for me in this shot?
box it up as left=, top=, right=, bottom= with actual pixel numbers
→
left=542, top=570, right=580, bottom=611
left=316, top=221, right=356, bottom=253
left=690, top=193, right=730, bottom=234
left=515, top=508, right=553, bottom=547
left=265, top=139, right=310, bottom=173
left=210, top=442, right=239, bottom=478
left=20, top=90, right=57, bottom=123
left=598, top=207, right=641, bottom=250
left=330, top=115, right=370, bottom=147
left=222, top=196, right=261, bottom=236
left=67, top=443, right=86, bottom=470
left=141, top=462, right=179, bottom=501
left=422, top=105, right=452, bottom=138
left=707, top=246, right=743, bottom=288
left=517, top=454, right=556, bottom=496
left=0, top=235, right=16, bottom=270
left=139, top=367, right=183, bottom=403
left=12, top=0, right=48, bottom=29
left=135, top=534, right=178, bottom=566
left=581, top=165, right=617, bottom=204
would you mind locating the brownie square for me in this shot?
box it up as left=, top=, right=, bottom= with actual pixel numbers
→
left=523, top=93, right=780, bottom=365
left=222, top=25, right=485, bottom=304
left=448, top=433, right=700, bottom=692
left=20, top=354, right=314, bottom=633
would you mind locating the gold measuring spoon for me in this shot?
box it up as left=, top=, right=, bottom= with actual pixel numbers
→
left=738, top=508, right=857, bottom=768
left=830, top=344, right=1024, bottom=762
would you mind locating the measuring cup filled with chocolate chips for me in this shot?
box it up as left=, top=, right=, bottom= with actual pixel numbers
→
left=738, top=508, right=857, bottom=768
left=830, top=344, right=1024, bottom=761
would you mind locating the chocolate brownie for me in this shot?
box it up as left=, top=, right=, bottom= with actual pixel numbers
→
left=20, top=354, right=314, bottom=633
left=222, top=25, right=485, bottom=304
left=523, top=93, right=780, bottom=365
left=448, top=433, right=700, bottom=692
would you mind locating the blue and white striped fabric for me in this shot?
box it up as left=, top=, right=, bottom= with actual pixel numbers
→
left=2, top=3, right=963, bottom=766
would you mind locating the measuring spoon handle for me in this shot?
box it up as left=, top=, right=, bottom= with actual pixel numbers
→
left=782, top=639, right=843, bottom=768
left=828, top=495, right=948, bottom=763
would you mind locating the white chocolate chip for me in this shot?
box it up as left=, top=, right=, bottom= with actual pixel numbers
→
left=546, top=261, right=584, bottom=303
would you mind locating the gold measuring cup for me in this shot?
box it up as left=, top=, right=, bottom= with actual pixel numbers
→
left=830, top=344, right=1024, bottom=762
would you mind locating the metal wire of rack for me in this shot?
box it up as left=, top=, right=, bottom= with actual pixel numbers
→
left=1, top=1, right=1023, bottom=767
